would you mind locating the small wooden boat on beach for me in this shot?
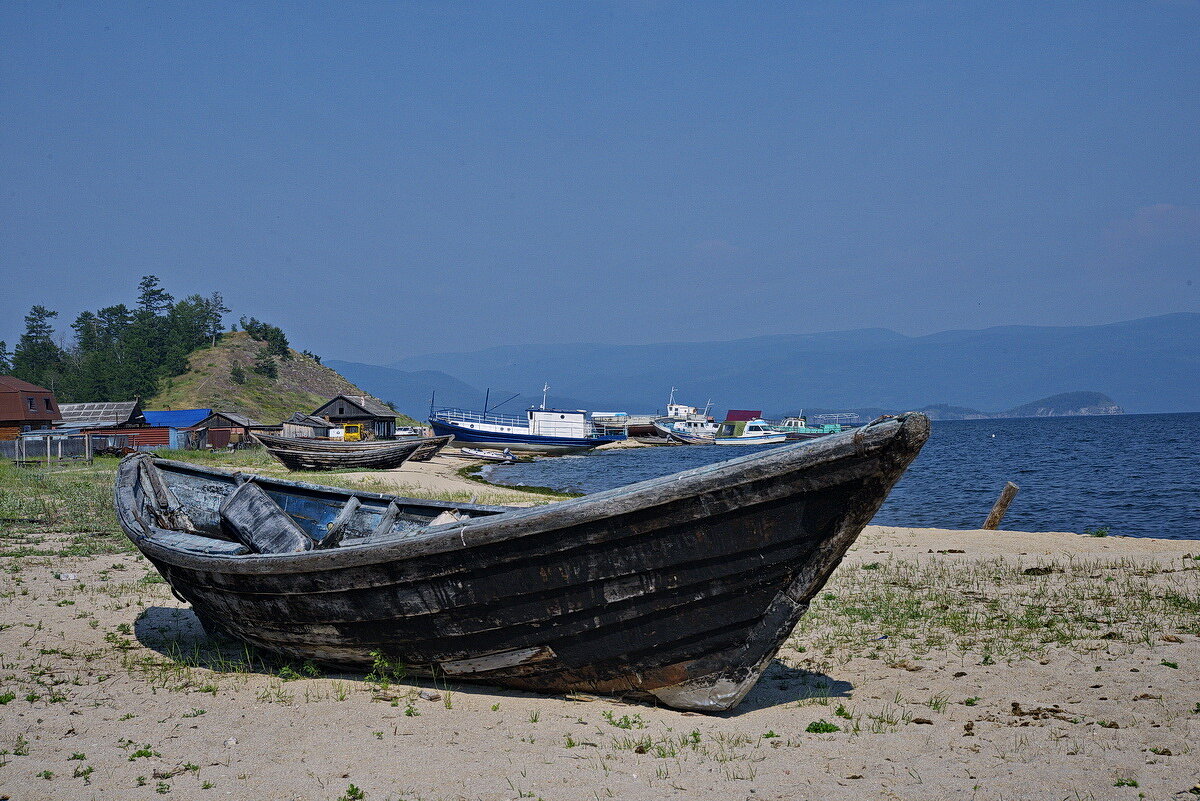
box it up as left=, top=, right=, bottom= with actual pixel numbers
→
left=254, top=433, right=427, bottom=471
left=115, top=413, right=928, bottom=712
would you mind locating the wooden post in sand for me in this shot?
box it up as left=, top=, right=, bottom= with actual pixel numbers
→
left=982, top=481, right=1019, bottom=530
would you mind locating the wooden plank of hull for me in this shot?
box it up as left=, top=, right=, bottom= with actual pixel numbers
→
left=116, top=413, right=929, bottom=711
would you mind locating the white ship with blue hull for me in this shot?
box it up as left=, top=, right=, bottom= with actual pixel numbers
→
left=429, top=387, right=625, bottom=453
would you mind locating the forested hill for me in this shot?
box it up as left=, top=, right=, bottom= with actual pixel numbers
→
left=148, top=332, right=416, bottom=425
left=0, top=275, right=415, bottom=425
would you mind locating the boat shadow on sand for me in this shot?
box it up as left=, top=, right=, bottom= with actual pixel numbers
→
left=134, top=606, right=851, bottom=716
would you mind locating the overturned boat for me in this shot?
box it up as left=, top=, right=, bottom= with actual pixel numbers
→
left=115, top=413, right=929, bottom=712
left=253, top=433, right=448, bottom=471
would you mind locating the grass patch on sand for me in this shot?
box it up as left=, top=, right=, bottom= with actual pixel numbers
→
left=788, top=553, right=1200, bottom=666
left=0, top=458, right=132, bottom=557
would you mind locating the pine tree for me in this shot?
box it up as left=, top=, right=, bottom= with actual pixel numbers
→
left=164, top=295, right=213, bottom=375
left=230, top=362, right=246, bottom=384
left=251, top=346, right=278, bottom=379
left=0, top=341, right=11, bottom=374
left=12, top=305, right=62, bottom=388
left=136, top=275, right=174, bottom=315
left=205, top=292, right=230, bottom=346
left=121, top=276, right=175, bottom=399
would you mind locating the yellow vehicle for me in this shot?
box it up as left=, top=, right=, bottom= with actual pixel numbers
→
left=342, top=424, right=363, bottom=442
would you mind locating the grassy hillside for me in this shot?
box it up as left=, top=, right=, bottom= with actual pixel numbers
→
left=148, top=332, right=420, bottom=425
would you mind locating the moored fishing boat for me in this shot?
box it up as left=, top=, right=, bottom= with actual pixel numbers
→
left=113, top=413, right=929, bottom=712
left=652, top=417, right=719, bottom=443
left=770, top=415, right=843, bottom=440
left=428, top=387, right=624, bottom=453
left=712, top=417, right=788, bottom=445
left=651, top=392, right=719, bottom=443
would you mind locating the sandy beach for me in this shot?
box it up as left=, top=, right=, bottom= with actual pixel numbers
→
left=1, top=455, right=1197, bottom=801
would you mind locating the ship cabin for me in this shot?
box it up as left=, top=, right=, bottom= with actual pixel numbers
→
left=664, top=402, right=699, bottom=419
left=717, top=419, right=775, bottom=438
left=527, top=408, right=592, bottom=438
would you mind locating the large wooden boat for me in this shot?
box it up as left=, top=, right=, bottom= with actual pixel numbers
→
left=256, top=436, right=424, bottom=471
left=254, top=433, right=452, bottom=469
left=255, top=433, right=418, bottom=453
left=115, top=413, right=929, bottom=712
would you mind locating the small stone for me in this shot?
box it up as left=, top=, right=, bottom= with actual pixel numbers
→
left=913, top=717, right=933, bottom=725
left=1161, top=634, right=1183, bottom=643
left=56, top=573, right=77, bottom=581
left=953, top=671, right=967, bottom=678
left=223, top=738, right=237, bottom=747
left=845, top=774, right=863, bottom=780
left=418, top=690, right=441, bottom=702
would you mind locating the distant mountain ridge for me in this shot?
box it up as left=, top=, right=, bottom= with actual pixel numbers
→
left=365, top=313, right=1197, bottom=417
left=806, top=392, right=1124, bottom=422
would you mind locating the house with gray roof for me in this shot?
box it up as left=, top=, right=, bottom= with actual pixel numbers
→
left=312, top=395, right=397, bottom=440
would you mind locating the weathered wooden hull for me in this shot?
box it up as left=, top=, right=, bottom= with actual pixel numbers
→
left=261, top=440, right=423, bottom=471
left=255, top=433, right=432, bottom=453
left=114, top=413, right=929, bottom=712
left=403, top=435, right=454, bottom=462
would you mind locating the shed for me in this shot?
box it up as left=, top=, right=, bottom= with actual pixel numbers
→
left=281, top=412, right=335, bottom=439
left=57, top=400, right=146, bottom=430
left=724, top=409, right=763, bottom=422
left=0, top=376, right=61, bottom=440
left=192, top=411, right=277, bottom=449
left=312, top=395, right=397, bottom=440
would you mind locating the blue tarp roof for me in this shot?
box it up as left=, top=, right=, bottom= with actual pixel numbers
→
left=143, top=409, right=212, bottom=428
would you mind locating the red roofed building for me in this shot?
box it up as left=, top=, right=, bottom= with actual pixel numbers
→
left=0, top=376, right=62, bottom=440
left=723, top=409, right=762, bottom=422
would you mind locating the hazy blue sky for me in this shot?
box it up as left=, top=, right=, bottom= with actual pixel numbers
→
left=2, top=2, right=1197, bottom=364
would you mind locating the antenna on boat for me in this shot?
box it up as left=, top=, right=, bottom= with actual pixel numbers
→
left=668, top=386, right=676, bottom=406
left=429, top=390, right=436, bottom=416
left=703, top=399, right=713, bottom=416
left=489, top=392, right=522, bottom=413
left=541, top=383, right=550, bottom=410
left=483, top=388, right=491, bottom=414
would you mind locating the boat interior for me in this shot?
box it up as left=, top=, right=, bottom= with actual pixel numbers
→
left=126, top=456, right=510, bottom=557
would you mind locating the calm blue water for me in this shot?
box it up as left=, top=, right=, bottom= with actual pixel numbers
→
left=483, top=413, right=1200, bottom=539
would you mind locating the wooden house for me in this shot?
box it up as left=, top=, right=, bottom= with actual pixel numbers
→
left=313, top=395, right=397, bottom=440
left=0, top=376, right=61, bottom=440
left=281, top=413, right=335, bottom=439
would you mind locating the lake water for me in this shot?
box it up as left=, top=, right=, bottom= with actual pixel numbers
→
left=483, top=413, right=1200, bottom=539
